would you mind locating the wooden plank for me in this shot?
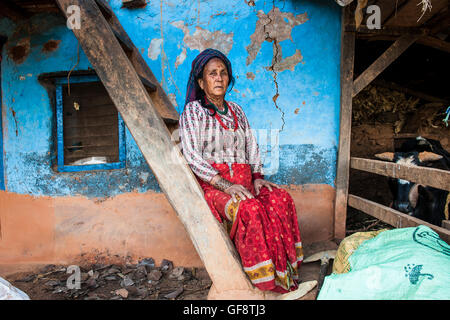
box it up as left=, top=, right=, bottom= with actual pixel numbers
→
left=351, top=157, right=450, bottom=191
left=0, top=0, right=30, bottom=21
left=65, top=146, right=118, bottom=157
left=65, top=143, right=118, bottom=150
left=64, top=114, right=117, bottom=128
left=93, top=0, right=178, bottom=123
left=121, top=0, right=147, bottom=9
left=64, top=125, right=118, bottom=138
left=416, top=36, right=450, bottom=54
left=63, top=133, right=118, bottom=141
left=64, top=105, right=118, bottom=118
left=426, top=5, right=450, bottom=35
left=64, top=96, right=113, bottom=109
left=442, top=220, right=450, bottom=230
left=17, top=0, right=59, bottom=14
left=372, top=79, right=449, bottom=104
left=139, top=75, right=157, bottom=92
left=384, top=0, right=448, bottom=27
left=352, top=35, right=419, bottom=97
left=381, top=0, right=410, bottom=26
left=112, top=28, right=134, bottom=54
left=55, top=0, right=262, bottom=299
left=334, top=5, right=355, bottom=241
left=348, top=194, right=450, bottom=244
left=94, top=0, right=113, bottom=19
left=65, top=135, right=118, bottom=147
left=350, top=25, right=429, bottom=36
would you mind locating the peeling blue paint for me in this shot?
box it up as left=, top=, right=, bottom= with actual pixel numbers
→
left=0, top=0, right=341, bottom=198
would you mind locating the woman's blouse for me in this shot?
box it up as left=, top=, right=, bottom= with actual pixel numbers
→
left=179, top=100, right=263, bottom=182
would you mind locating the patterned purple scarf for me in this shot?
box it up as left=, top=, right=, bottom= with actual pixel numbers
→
left=184, top=48, right=235, bottom=109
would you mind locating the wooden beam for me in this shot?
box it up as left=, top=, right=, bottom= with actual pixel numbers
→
left=121, top=0, right=147, bottom=9
left=351, top=157, right=450, bottom=192
left=350, top=25, right=429, bottom=36
left=352, top=34, right=419, bottom=97
left=426, top=6, right=450, bottom=35
left=54, top=0, right=265, bottom=299
left=443, top=220, right=450, bottom=231
left=348, top=194, right=450, bottom=244
left=0, top=0, right=30, bottom=21
left=355, top=34, right=450, bottom=55
left=372, top=79, right=449, bottom=104
left=94, top=0, right=113, bottom=19
left=382, top=0, right=410, bottom=26
left=334, top=5, right=355, bottom=241
left=16, top=1, right=59, bottom=13
left=416, top=36, right=450, bottom=54
left=93, top=0, right=179, bottom=123
left=384, top=0, right=448, bottom=27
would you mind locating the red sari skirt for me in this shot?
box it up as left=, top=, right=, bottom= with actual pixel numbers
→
left=196, top=163, right=304, bottom=293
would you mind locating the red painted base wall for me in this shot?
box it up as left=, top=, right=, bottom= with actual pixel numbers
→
left=0, top=184, right=335, bottom=275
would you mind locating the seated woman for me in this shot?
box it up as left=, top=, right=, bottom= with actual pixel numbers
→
left=179, top=48, right=303, bottom=293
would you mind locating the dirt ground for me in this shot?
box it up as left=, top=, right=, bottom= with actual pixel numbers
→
left=4, top=241, right=340, bottom=301
left=5, top=260, right=211, bottom=300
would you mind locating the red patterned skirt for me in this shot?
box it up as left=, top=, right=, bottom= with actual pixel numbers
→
left=196, top=163, right=303, bottom=293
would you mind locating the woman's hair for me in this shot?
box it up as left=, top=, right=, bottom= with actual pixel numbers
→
left=185, top=48, right=235, bottom=116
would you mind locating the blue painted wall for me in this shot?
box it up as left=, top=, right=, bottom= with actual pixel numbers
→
left=0, top=0, right=341, bottom=198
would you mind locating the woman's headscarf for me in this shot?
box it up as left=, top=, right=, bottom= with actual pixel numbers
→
left=184, top=48, right=235, bottom=109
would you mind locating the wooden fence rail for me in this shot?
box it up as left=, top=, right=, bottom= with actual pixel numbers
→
left=348, top=195, right=450, bottom=243
left=348, top=157, right=450, bottom=243
left=351, top=157, right=450, bottom=192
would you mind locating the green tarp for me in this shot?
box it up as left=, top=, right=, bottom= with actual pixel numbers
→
left=318, top=225, right=450, bottom=300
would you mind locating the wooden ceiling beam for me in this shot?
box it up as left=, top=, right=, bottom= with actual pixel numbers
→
left=417, top=35, right=450, bottom=53
left=349, top=25, right=430, bottom=36
left=0, top=0, right=31, bottom=21
left=352, top=34, right=419, bottom=97
left=382, top=0, right=410, bottom=26
left=426, top=5, right=450, bottom=35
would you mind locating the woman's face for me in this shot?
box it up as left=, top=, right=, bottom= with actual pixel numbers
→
left=198, top=58, right=229, bottom=100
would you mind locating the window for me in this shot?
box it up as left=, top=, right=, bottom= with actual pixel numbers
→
left=55, top=75, right=126, bottom=172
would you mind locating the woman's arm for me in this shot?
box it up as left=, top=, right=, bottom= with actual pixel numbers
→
left=210, top=174, right=254, bottom=202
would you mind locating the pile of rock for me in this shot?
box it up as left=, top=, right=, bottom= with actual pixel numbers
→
left=12, top=258, right=212, bottom=300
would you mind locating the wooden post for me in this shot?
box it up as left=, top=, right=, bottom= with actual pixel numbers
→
left=352, top=34, right=419, bottom=97
left=55, top=0, right=266, bottom=299
left=334, top=5, right=355, bottom=241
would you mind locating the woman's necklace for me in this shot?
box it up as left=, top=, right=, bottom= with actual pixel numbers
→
left=213, top=101, right=238, bottom=132
left=204, top=96, right=238, bottom=132
left=215, top=102, right=228, bottom=115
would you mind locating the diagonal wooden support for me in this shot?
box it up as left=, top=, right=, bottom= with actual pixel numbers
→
left=352, top=34, right=419, bottom=98
left=54, top=0, right=270, bottom=299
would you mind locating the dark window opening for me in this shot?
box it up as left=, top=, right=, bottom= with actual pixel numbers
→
left=55, top=75, right=126, bottom=172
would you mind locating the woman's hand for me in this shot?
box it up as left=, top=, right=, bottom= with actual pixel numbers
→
left=254, top=179, right=279, bottom=196
left=224, top=184, right=254, bottom=202
left=210, top=175, right=253, bottom=202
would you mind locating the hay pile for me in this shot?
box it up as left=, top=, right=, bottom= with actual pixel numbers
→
left=352, top=84, right=447, bottom=134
